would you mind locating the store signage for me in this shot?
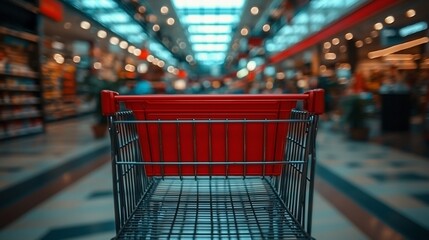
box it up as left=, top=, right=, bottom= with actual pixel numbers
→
left=382, top=21, right=428, bottom=46
left=399, top=21, right=428, bottom=37
left=40, top=0, right=63, bottom=22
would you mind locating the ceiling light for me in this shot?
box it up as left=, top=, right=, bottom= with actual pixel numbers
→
left=355, top=40, right=363, bottom=48
left=64, top=22, right=71, bottom=29
left=340, top=45, right=347, bottom=53
left=133, top=48, right=141, bottom=56
left=125, top=64, right=135, bottom=72
left=332, top=38, right=340, bottom=45
left=179, top=42, right=186, bottom=49
left=324, top=53, right=336, bottom=60
left=406, top=9, right=416, bottom=18
left=247, top=61, right=256, bottom=71
left=110, top=37, right=119, bottom=45
left=241, top=27, right=249, bottom=36
left=368, top=37, right=429, bottom=59
left=138, top=6, right=146, bottom=13
left=323, top=42, right=331, bottom=49
left=97, top=30, right=107, bottom=38
left=161, top=6, right=169, bottom=14
left=73, top=56, right=81, bottom=63
left=370, top=30, right=379, bottom=38
left=157, top=60, right=165, bottom=68
left=138, top=63, right=148, bottom=73
left=167, top=66, right=175, bottom=73
left=119, top=40, right=128, bottom=49
left=147, top=55, right=154, bottom=62
left=188, top=25, right=231, bottom=33
left=385, top=16, right=395, bottom=24
left=183, top=15, right=238, bottom=24
left=186, top=55, right=193, bottom=63
left=250, top=7, right=259, bottom=15
left=189, top=35, right=231, bottom=43
left=365, top=37, right=372, bottom=44
left=345, top=32, right=353, bottom=40
left=193, top=44, right=228, bottom=51
left=262, top=24, right=270, bottom=32
left=374, top=22, right=383, bottom=30
left=167, top=17, right=175, bottom=25
left=128, top=45, right=136, bottom=53
left=94, top=62, right=102, bottom=69
left=153, top=24, right=160, bottom=32
left=80, top=21, right=91, bottom=29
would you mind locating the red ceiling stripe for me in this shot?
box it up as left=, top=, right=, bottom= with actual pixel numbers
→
left=268, top=0, right=403, bottom=65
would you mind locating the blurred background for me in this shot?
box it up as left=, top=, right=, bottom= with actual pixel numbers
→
left=0, top=0, right=428, bottom=239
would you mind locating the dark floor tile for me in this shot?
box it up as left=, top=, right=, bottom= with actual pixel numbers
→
left=87, top=190, right=113, bottom=200
left=370, top=172, right=429, bottom=182
left=413, top=193, right=429, bottom=205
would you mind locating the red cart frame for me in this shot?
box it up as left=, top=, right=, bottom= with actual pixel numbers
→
left=102, top=89, right=324, bottom=239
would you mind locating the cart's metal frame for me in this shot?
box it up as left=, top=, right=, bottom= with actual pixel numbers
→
left=107, top=110, right=319, bottom=239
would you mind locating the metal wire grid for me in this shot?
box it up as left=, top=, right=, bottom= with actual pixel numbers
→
left=117, top=177, right=308, bottom=239
left=108, top=110, right=318, bottom=239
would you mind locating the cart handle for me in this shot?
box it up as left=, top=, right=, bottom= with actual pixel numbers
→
left=101, top=89, right=324, bottom=116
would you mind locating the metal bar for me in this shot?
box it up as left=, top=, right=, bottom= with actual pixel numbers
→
left=114, top=119, right=310, bottom=124
left=193, top=119, right=197, bottom=180
left=176, top=120, right=182, bottom=180
left=157, top=120, right=165, bottom=179
left=115, top=161, right=306, bottom=165
left=243, top=119, right=247, bottom=179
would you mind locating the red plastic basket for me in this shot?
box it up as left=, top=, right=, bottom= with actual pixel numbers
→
left=102, top=90, right=324, bottom=177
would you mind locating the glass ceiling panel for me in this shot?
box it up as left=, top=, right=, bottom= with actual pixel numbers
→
left=62, top=0, right=181, bottom=69
left=189, top=35, right=231, bottom=43
left=266, top=0, right=368, bottom=55
left=187, top=25, right=232, bottom=34
left=172, top=0, right=245, bottom=66
left=173, top=0, right=245, bottom=9
left=182, top=15, right=239, bottom=24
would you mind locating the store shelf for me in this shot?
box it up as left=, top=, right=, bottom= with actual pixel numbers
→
left=0, top=125, right=43, bottom=140
left=0, top=0, right=44, bottom=140
left=0, top=26, right=38, bottom=42
left=0, top=71, right=39, bottom=79
left=0, top=113, right=41, bottom=121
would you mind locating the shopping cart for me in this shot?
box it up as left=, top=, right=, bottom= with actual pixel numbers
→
left=102, top=89, right=324, bottom=239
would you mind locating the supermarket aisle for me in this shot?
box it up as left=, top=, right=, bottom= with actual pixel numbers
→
left=0, top=115, right=110, bottom=228
left=1, top=116, right=428, bottom=239
left=0, top=163, right=366, bottom=240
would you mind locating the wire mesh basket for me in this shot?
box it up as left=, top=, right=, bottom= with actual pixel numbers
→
left=102, top=90, right=324, bottom=239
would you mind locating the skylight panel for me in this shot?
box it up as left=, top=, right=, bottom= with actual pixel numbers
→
left=172, top=0, right=245, bottom=9
left=189, top=35, right=231, bottom=43
left=195, top=52, right=226, bottom=61
left=183, top=15, right=239, bottom=24
left=81, top=0, right=117, bottom=9
left=192, top=44, right=228, bottom=52
left=188, top=25, right=232, bottom=34
left=111, top=24, right=142, bottom=34
left=96, top=12, right=131, bottom=23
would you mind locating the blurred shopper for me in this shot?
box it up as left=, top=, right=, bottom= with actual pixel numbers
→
left=379, top=66, right=409, bottom=93
left=134, top=74, right=153, bottom=95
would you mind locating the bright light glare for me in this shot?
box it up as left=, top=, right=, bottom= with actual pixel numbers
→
left=247, top=61, right=256, bottom=71
left=183, top=15, right=238, bottom=24
left=195, top=52, right=225, bottom=61
left=172, top=0, right=245, bottom=9
left=96, top=13, right=130, bottom=23
left=189, top=35, right=231, bottom=43
left=193, top=44, right=228, bottom=51
left=97, top=30, right=107, bottom=38
left=80, top=21, right=91, bottom=29
left=188, top=25, right=231, bottom=33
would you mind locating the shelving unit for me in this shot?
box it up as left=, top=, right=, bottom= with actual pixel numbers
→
left=0, top=0, right=44, bottom=140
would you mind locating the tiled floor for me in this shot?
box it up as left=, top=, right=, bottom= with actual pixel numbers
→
left=0, top=116, right=428, bottom=239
